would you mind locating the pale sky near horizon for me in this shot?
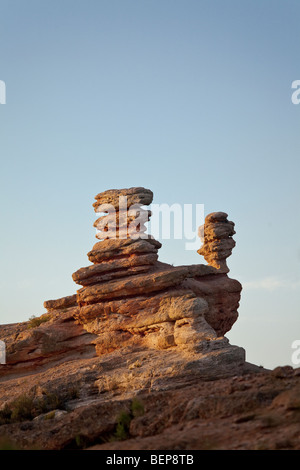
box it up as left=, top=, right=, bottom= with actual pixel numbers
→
left=0, top=0, right=299, bottom=369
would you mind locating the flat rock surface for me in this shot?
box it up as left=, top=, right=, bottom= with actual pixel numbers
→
left=0, top=347, right=299, bottom=450
left=72, top=253, right=158, bottom=285
left=93, top=187, right=153, bottom=212
left=44, top=294, right=77, bottom=311
left=77, top=266, right=190, bottom=305
left=88, top=238, right=160, bottom=263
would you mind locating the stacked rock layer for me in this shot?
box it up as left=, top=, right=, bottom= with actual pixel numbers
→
left=44, top=187, right=242, bottom=357
left=197, top=212, right=236, bottom=273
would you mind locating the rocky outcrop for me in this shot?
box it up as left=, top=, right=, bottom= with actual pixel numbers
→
left=0, top=187, right=242, bottom=378
left=44, top=294, right=78, bottom=312
left=184, top=275, right=242, bottom=337
left=0, top=350, right=299, bottom=450
left=1, top=187, right=298, bottom=451
left=0, top=309, right=97, bottom=374
left=197, top=212, right=236, bottom=273
left=93, top=187, right=153, bottom=240
left=65, top=187, right=241, bottom=357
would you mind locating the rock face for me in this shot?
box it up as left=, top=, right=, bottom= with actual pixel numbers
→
left=0, top=309, right=97, bottom=374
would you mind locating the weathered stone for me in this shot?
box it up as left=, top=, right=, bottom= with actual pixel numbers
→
left=72, top=189, right=242, bottom=350
left=198, top=212, right=236, bottom=272
left=184, top=264, right=220, bottom=277
left=93, top=187, right=153, bottom=212
left=78, top=293, right=208, bottom=331
left=3, top=351, right=298, bottom=451
left=72, top=265, right=153, bottom=287
left=44, top=294, right=77, bottom=312
left=88, top=239, right=161, bottom=263
left=184, top=276, right=242, bottom=336
left=88, top=239, right=160, bottom=264
left=205, top=212, right=228, bottom=223
left=72, top=253, right=158, bottom=286
left=73, top=289, right=196, bottom=324
left=77, top=267, right=190, bottom=305
left=0, top=309, right=96, bottom=370
left=174, top=316, right=216, bottom=347
left=3, top=187, right=243, bottom=378
left=1, top=186, right=279, bottom=455
left=203, top=221, right=235, bottom=240
left=93, top=209, right=151, bottom=231
left=96, top=225, right=149, bottom=240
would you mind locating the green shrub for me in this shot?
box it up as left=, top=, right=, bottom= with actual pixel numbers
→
left=131, top=398, right=144, bottom=417
left=10, top=395, right=36, bottom=422
left=27, top=314, right=51, bottom=329
left=0, top=387, right=79, bottom=425
left=0, top=404, right=13, bottom=425
left=35, top=392, right=64, bottom=415
left=113, top=398, right=145, bottom=441
left=43, top=410, right=56, bottom=420
left=0, top=437, right=20, bottom=450
left=114, top=411, right=132, bottom=440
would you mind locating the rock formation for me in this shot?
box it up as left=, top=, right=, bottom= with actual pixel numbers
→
left=60, top=187, right=240, bottom=357
left=2, top=187, right=300, bottom=451
left=1, top=187, right=243, bottom=378
left=93, top=187, right=153, bottom=240
left=197, top=212, right=236, bottom=273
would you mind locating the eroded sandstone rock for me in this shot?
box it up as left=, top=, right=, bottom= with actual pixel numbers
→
left=1, top=187, right=242, bottom=375
left=93, top=187, right=153, bottom=212
left=69, top=187, right=242, bottom=356
left=197, top=212, right=236, bottom=273
left=2, top=188, right=297, bottom=451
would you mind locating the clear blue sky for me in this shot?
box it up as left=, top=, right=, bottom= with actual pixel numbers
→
left=0, top=0, right=299, bottom=369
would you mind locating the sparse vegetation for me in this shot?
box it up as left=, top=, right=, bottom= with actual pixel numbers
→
left=10, top=394, right=36, bottom=422
left=0, top=404, right=14, bottom=425
left=43, top=410, right=56, bottom=420
left=74, top=434, right=90, bottom=449
left=113, top=398, right=145, bottom=441
left=27, top=314, right=51, bottom=329
left=0, top=387, right=79, bottom=425
left=114, top=411, right=132, bottom=440
left=128, top=360, right=142, bottom=369
left=131, top=397, right=144, bottom=417
left=0, top=395, right=37, bottom=424
left=0, top=437, right=20, bottom=450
